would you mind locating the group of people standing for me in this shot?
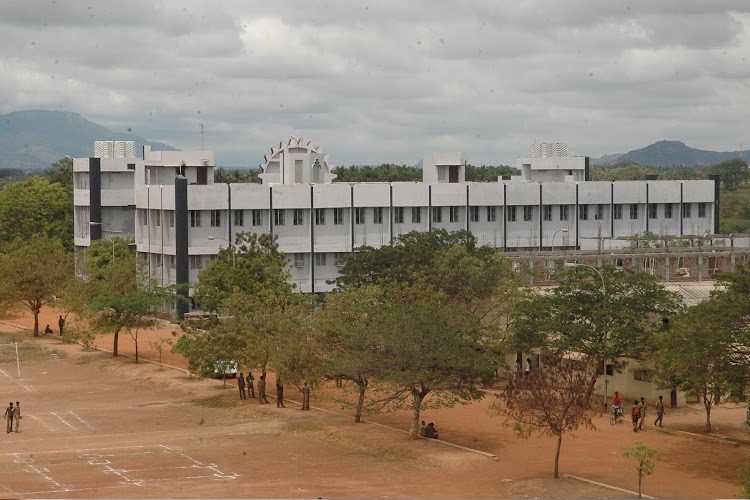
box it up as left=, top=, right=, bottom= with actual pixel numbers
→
left=237, top=372, right=310, bottom=410
left=613, top=392, right=665, bottom=432
left=4, top=401, right=21, bottom=433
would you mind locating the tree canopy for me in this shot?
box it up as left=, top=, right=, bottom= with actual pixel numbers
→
left=510, top=266, right=683, bottom=365
left=0, top=176, right=74, bottom=251
left=0, top=235, right=72, bottom=335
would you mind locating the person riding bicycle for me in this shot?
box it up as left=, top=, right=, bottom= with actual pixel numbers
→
left=612, top=391, right=623, bottom=418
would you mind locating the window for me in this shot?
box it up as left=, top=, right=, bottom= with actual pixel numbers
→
left=469, top=206, right=479, bottom=223
left=629, top=204, right=639, bottom=220
left=234, top=210, right=244, bottom=227
left=294, top=209, right=305, bottom=226
left=542, top=206, right=552, bottom=221
left=487, top=206, right=497, bottom=222
left=614, top=204, right=623, bottom=220
left=355, top=207, right=365, bottom=224
left=507, top=206, right=517, bottom=222
left=210, top=210, right=221, bottom=227
left=293, top=253, right=304, bottom=268
left=698, top=202, right=706, bottom=218
left=315, top=208, right=325, bottom=225
left=664, top=204, right=673, bottom=219
left=648, top=205, right=657, bottom=219
left=432, top=206, right=442, bottom=223
left=315, top=253, right=327, bottom=266
left=682, top=203, right=692, bottom=218
left=334, top=208, right=344, bottom=225
left=274, top=209, right=285, bottom=226
left=633, top=369, right=652, bottom=382
left=394, top=207, right=404, bottom=224
left=579, top=205, right=588, bottom=221
left=523, top=206, right=533, bottom=221
left=252, top=209, right=263, bottom=226
left=373, top=207, right=383, bottom=224
left=190, top=210, right=201, bottom=227
left=595, top=204, right=604, bottom=221
left=334, top=252, right=347, bottom=267
left=449, top=206, right=460, bottom=223
left=560, top=205, right=569, bottom=221
left=189, top=255, right=202, bottom=270
left=169, top=210, right=175, bottom=228
left=170, top=255, right=175, bottom=269
left=154, top=210, right=161, bottom=226
left=411, top=207, right=421, bottom=223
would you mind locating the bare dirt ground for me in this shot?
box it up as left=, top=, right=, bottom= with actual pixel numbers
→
left=0, top=307, right=748, bottom=499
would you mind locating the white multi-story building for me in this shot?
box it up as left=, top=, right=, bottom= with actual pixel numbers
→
left=73, top=140, right=719, bottom=318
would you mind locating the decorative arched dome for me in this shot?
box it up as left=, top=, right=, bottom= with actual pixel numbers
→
left=258, top=137, right=337, bottom=185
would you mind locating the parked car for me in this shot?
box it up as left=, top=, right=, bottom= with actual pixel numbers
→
left=205, top=360, right=238, bottom=379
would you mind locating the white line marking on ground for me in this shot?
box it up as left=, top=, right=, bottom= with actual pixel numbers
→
left=12, top=453, right=71, bottom=492
left=67, top=411, right=95, bottom=430
left=28, top=414, right=57, bottom=431
left=51, top=411, right=77, bottom=430
left=0, top=368, right=34, bottom=392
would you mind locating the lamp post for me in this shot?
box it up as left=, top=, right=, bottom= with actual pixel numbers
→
left=208, top=235, right=235, bottom=268
left=564, top=261, right=608, bottom=413
left=552, top=228, right=568, bottom=252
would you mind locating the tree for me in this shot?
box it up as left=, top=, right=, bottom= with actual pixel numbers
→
left=43, top=157, right=74, bottom=193
left=375, top=283, right=496, bottom=439
left=192, top=232, right=293, bottom=312
left=0, top=236, right=72, bottom=335
left=652, top=298, right=747, bottom=432
left=738, top=454, right=750, bottom=499
left=464, top=163, right=518, bottom=182
left=0, top=177, right=74, bottom=251
left=214, top=167, right=260, bottom=184
left=77, top=237, right=168, bottom=357
left=315, top=285, right=390, bottom=422
left=491, top=353, right=600, bottom=478
left=621, top=441, right=664, bottom=498
left=510, top=267, right=683, bottom=399
left=712, top=158, right=749, bottom=191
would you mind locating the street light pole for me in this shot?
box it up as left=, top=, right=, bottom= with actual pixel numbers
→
left=564, top=261, right=608, bottom=413
left=552, top=228, right=568, bottom=252
left=208, top=236, right=235, bottom=268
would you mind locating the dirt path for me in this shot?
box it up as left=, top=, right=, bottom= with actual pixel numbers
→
left=1, top=307, right=748, bottom=498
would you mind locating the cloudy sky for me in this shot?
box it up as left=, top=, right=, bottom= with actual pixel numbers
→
left=1, top=1, right=749, bottom=167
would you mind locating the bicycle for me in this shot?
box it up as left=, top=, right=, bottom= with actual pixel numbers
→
left=610, top=404, right=624, bottom=425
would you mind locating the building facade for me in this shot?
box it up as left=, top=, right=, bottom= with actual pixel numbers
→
left=73, top=140, right=719, bottom=317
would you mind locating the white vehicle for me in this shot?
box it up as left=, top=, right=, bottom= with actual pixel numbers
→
left=210, top=360, right=238, bottom=379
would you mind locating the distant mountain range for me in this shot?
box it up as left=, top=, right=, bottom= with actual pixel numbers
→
left=0, top=110, right=174, bottom=169
left=0, top=110, right=746, bottom=170
left=592, top=140, right=747, bottom=167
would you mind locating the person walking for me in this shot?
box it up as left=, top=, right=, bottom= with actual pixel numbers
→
left=238, top=372, right=246, bottom=400
left=4, top=402, right=14, bottom=433
left=631, top=400, right=641, bottom=432
left=258, top=374, right=268, bottom=404
left=13, top=401, right=21, bottom=433
left=58, top=315, right=65, bottom=336
left=654, top=395, right=665, bottom=427
left=638, top=397, right=647, bottom=431
left=246, top=373, right=255, bottom=399
left=276, top=380, right=285, bottom=408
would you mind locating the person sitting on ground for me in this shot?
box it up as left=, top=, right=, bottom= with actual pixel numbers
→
left=419, top=420, right=427, bottom=437
left=43, top=324, right=53, bottom=335
left=425, top=422, right=439, bottom=439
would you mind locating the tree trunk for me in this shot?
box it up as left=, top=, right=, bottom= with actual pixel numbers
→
left=354, top=383, right=367, bottom=423
left=113, top=328, right=120, bottom=356
left=409, top=389, right=424, bottom=439
left=704, top=393, right=713, bottom=433
left=638, top=468, right=643, bottom=498
left=553, top=433, right=562, bottom=479
left=134, top=332, right=139, bottom=363
left=33, top=306, right=40, bottom=336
